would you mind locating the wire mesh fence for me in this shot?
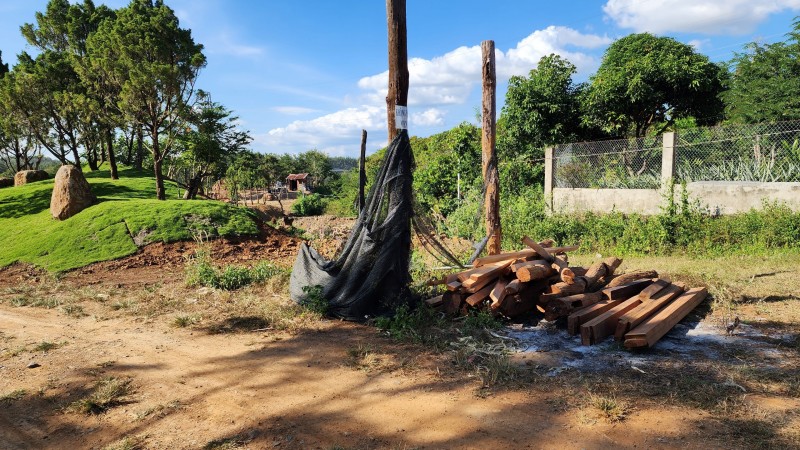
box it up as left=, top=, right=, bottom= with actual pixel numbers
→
left=553, top=136, right=662, bottom=189
left=676, top=120, right=800, bottom=182
left=552, top=120, right=800, bottom=188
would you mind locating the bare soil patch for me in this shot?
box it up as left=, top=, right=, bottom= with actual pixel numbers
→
left=1, top=248, right=799, bottom=449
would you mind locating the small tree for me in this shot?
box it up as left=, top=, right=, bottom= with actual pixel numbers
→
left=177, top=92, right=251, bottom=199
left=87, top=0, right=205, bottom=199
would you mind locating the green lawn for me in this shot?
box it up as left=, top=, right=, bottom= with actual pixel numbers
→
left=0, top=167, right=259, bottom=272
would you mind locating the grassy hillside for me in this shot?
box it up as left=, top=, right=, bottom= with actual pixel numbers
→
left=0, top=167, right=259, bottom=272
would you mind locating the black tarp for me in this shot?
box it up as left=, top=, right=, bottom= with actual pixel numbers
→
left=289, top=130, right=414, bottom=320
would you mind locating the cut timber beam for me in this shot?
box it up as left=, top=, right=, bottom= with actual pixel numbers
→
left=442, top=291, right=463, bottom=316
left=464, top=284, right=494, bottom=307
left=615, top=283, right=686, bottom=341
left=601, top=279, right=653, bottom=301
left=543, top=292, right=603, bottom=321
left=424, top=295, right=444, bottom=307
left=580, top=297, right=643, bottom=345
left=472, top=245, right=579, bottom=267
left=624, top=287, right=707, bottom=349
left=637, top=278, right=671, bottom=300
left=446, top=280, right=462, bottom=292
left=516, top=263, right=556, bottom=283
left=489, top=278, right=510, bottom=310
left=567, top=299, right=622, bottom=335
left=606, top=270, right=659, bottom=288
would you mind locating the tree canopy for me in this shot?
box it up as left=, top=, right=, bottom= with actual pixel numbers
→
left=583, top=33, right=727, bottom=137
left=725, top=19, right=800, bottom=123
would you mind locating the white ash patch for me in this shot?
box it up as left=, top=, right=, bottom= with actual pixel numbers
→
left=504, top=318, right=791, bottom=374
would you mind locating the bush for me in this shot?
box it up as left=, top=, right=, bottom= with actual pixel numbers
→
left=292, top=193, right=327, bottom=216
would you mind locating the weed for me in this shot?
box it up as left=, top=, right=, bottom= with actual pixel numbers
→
left=172, top=314, right=201, bottom=328
left=203, top=436, right=247, bottom=450
left=186, top=254, right=288, bottom=291
left=375, top=304, right=448, bottom=346
left=588, top=394, right=629, bottom=423
left=111, top=300, right=135, bottom=311
left=10, top=295, right=31, bottom=307
left=69, top=377, right=133, bottom=415
left=301, top=285, right=328, bottom=315
left=104, top=436, right=145, bottom=450
left=31, top=297, right=60, bottom=309
left=33, top=341, right=63, bottom=353
left=0, top=389, right=26, bottom=403
left=347, top=343, right=387, bottom=372
left=62, top=304, right=87, bottom=318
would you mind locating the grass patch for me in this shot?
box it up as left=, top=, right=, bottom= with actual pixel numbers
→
left=186, top=252, right=288, bottom=291
left=69, top=377, right=133, bottom=414
left=33, top=341, right=64, bottom=352
left=172, top=314, right=201, bottom=328
left=589, top=394, right=630, bottom=423
left=104, top=436, right=145, bottom=450
left=0, top=167, right=259, bottom=272
left=0, top=389, right=26, bottom=403
left=62, top=304, right=87, bottom=318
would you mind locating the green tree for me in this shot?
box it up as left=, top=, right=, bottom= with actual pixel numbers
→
left=86, top=0, right=205, bottom=199
left=176, top=93, right=251, bottom=199
left=296, top=150, right=333, bottom=192
left=500, top=55, right=586, bottom=158
left=725, top=20, right=800, bottom=123
left=20, top=0, right=117, bottom=175
left=583, top=33, right=727, bottom=137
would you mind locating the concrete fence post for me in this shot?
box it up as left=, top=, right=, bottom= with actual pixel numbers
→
left=661, top=132, right=676, bottom=190
left=544, top=146, right=554, bottom=212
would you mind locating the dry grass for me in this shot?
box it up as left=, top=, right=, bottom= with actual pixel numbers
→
left=588, top=394, right=630, bottom=423
left=69, top=377, right=134, bottom=415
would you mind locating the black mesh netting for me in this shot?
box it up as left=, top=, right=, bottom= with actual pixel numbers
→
left=289, top=130, right=415, bottom=320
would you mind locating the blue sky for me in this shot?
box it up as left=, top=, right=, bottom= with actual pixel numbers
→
left=2, top=0, right=800, bottom=157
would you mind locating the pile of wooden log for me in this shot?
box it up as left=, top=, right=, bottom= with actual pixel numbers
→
left=425, top=236, right=708, bottom=349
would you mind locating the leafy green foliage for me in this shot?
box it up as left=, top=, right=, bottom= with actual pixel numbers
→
left=300, top=285, right=328, bottom=315
left=186, top=255, right=287, bottom=291
left=0, top=167, right=258, bottom=272
left=584, top=33, right=727, bottom=137
left=500, top=54, right=597, bottom=180
left=292, top=193, right=327, bottom=216
left=725, top=20, right=800, bottom=123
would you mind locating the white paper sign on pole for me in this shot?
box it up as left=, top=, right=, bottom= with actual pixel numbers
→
left=395, top=105, right=408, bottom=130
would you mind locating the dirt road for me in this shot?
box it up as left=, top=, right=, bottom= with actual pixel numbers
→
left=3, top=303, right=793, bottom=450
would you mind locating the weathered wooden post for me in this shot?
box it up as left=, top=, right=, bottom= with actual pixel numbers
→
left=386, top=0, right=409, bottom=142
left=358, top=129, right=367, bottom=212
left=481, top=40, right=501, bottom=255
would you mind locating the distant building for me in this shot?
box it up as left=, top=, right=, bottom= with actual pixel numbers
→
left=286, top=173, right=311, bottom=193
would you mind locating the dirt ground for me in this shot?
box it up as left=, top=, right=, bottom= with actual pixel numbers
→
left=1, top=233, right=800, bottom=449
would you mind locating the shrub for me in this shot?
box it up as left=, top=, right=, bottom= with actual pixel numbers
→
left=292, top=193, right=327, bottom=216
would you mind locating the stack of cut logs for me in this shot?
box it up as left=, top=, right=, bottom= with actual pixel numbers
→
left=425, top=236, right=708, bottom=348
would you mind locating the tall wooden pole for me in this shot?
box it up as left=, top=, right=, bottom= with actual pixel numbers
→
left=481, top=40, right=501, bottom=255
left=358, top=129, right=367, bottom=212
left=386, top=0, right=409, bottom=142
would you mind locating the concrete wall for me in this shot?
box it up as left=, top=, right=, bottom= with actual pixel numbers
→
left=552, top=188, right=664, bottom=215
left=551, top=182, right=800, bottom=215
left=687, top=181, right=800, bottom=214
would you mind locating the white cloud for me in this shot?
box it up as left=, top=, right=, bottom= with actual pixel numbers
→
left=604, top=0, right=800, bottom=35
left=412, top=108, right=446, bottom=127
left=264, top=26, right=610, bottom=155
left=358, top=26, right=611, bottom=107
left=273, top=106, right=321, bottom=116
left=262, top=106, right=385, bottom=154
left=206, top=32, right=265, bottom=58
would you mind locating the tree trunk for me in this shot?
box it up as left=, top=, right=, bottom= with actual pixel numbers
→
left=183, top=175, right=202, bottom=200
left=481, top=40, right=501, bottom=255
left=106, top=128, right=119, bottom=180
left=135, top=125, right=144, bottom=171
left=70, top=144, right=83, bottom=172
left=152, top=128, right=165, bottom=200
